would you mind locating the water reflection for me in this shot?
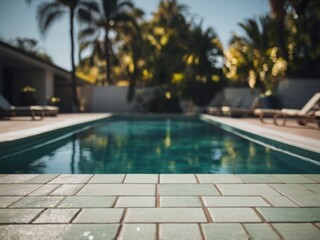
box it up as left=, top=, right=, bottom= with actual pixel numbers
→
left=0, top=118, right=319, bottom=174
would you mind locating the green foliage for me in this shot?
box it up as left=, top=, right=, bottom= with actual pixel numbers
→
left=224, top=16, right=288, bottom=95
left=78, top=0, right=140, bottom=85
left=224, top=0, right=320, bottom=95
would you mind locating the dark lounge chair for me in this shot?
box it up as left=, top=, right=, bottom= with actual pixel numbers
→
left=0, top=95, right=44, bottom=120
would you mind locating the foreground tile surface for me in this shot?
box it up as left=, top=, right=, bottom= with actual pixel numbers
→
left=159, top=184, right=219, bottom=195
left=63, top=224, right=120, bottom=240
left=257, top=208, right=320, bottom=222
left=0, top=224, right=69, bottom=240
left=159, top=224, right=202, bottom=240
left=73, top=208, right=124, bottom=223
left=58, top=196, right=116, bottom=208
left=33, top=208, right=79, bottom=223
left=0, top=209, right=44, bottom=223
left=201, top=223, right=248, bottom=240
left=203, top=196, right=269, bottom=207
left=0, top=174, right=319, bottom=239
left=272, top=223, right=320, bottom=240
left=78, top=184, right=155, bottom=196
left=244, top=223, right=280, bottom=240
left=209, top=208, right=262, bottom=222
left=0, top=184, right=41, bottom=195
left=10, top=196, right=64, bottom=208
left=119, top=224, right=156, bottom=240
left=126, top=208, right=207, bottom=223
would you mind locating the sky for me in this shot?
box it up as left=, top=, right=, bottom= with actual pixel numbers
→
left=0, top=0, right=270, bottom=71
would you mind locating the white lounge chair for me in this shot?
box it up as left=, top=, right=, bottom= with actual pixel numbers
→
left=255, top=92, right=320, bottom=126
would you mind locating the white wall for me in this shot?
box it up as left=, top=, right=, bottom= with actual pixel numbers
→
left=91, top=86, right=133, bottom=112
left=278, top=79, right=320, bottom=108
left=43, top=70, right=54, bottom=104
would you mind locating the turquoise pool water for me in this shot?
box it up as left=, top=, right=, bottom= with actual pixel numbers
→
left=0, top=116, right=319, bottom=174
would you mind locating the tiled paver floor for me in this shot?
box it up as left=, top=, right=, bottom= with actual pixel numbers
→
left=0, top=174, right=319, bottom=239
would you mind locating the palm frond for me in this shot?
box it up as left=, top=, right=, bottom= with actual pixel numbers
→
left=37, top=1, right=65, bottom=34
left=78, top=26, right=99, bottom=41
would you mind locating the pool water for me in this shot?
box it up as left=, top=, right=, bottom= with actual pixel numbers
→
left=1, top=117, right=319, bottom=174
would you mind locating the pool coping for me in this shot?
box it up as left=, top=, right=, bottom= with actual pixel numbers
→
left=201, top=114, right=320, bottom=163
left=0, top=114, right=112, bottom=158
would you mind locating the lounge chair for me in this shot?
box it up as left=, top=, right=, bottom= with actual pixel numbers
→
left=220, top=95, right=260, bottom=118
left=208, top=94, right=260, bottom=118
left=0, top=94, right=59, bottom=117
left=0, top=95, right=45, bottom=120
left=255, top=92, right=320, bottom=126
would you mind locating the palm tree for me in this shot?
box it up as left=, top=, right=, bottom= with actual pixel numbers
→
left=114, top=8, right=144, bottom=102
left=268, top=0, right=287, bottom=58
left=37, top=0, right=98, bottom=112
left=183, top=24, right=224, bottom=106
left=225, top=16, right=287, bottom=94
left=79, top=0, right=140, bottom=85
left=141, top=0, right=190, bottom=85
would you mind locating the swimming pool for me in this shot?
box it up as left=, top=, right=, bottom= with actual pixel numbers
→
left=0, top=115, right=319, bottom=174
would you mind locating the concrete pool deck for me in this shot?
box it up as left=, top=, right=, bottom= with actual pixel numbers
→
left=0, top=114, right=319, bottom=239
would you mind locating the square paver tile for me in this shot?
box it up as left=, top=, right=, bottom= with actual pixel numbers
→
left=50, top=184, right=84, bottom=195
left=0, top=209, right=43, bottom=223
left=272, top=223, right=320, bottom=240
left=269, top=184, right=315, bottom=196
left=160, top=224, right=202, bottom=240
left=287, top=194, right=320, bottom=207
left=24, top=174, right=59, bottom=184
left=0, top=184, right=42, bottom=195
left=303, top=175, right=320, bottom=183
left=263, top=195, right=298, bottom=207
left=273, top=175, right=316, bottom=183
left=10, top=196, right=64, bottom=208
left=119, top=224, right=156, bottom=240
left=116, top=197, right=155, bottom=207
left=126, top=208, right=207, bottom=223
left=217, top=184, right=281, bottom=196
left=62, top=224, right=120, bottom=240
left=237, top=174, right=283, bottom=183
left=203, top=196, right=269, bottom=207
left=77, top=184, right=155, bottom=196
left=125, top=174, right=158, bottom=183
left=58, top=196, right=116, bottom=208
left=208, top=208, right=262, bottom=222
left=0, top=224, right=69, bottom=240
left=29, top=184, right=60, bottom=196
left=257, top=208, right=320, bottom=222
left=0, top=197, right=22, bottom=208
left=0, top=175, right=38, bottom=183
left=160, top=196, right=202, bottom=207
left=33, top=208, right=79, bottom=223
left=89, top=174, right=125, bottom=183
left=244, top=224, right=280, bottom=240
left=197, top=174, right=243, bottom=183
left=159, top=184, right=219, bottom=196
left=160, top=174, right=197, bottom=183
left=73, top=208, right=124, bottom=223
left=49, top=174, right=93, bottom=184
left=201, top=223, right=248, bottom=240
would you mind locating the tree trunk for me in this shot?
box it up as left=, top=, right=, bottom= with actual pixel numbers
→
left=269, top=0, right=288, bottom=59
left=70, top=9, right=79, bottom=112
left=105, top=28, right=112, bottom=85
